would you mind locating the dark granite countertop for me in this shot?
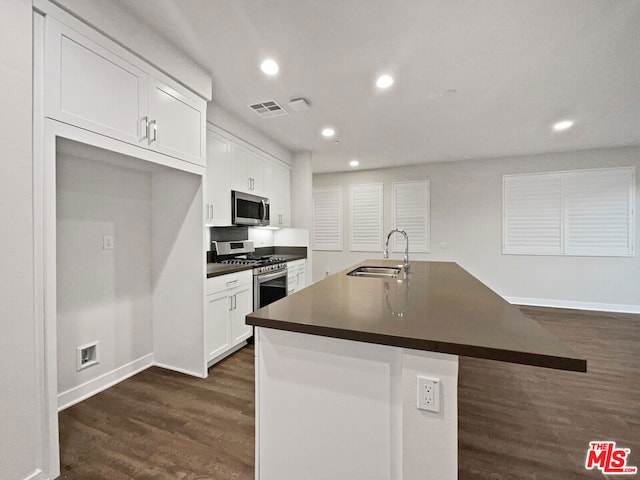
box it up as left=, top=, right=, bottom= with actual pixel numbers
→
left=247, top=260, right=587, bottom=372
left=206, top=263, right=253, bottom=278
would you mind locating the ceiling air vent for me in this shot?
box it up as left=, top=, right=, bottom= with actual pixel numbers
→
left=249, top=100, right=288, bottom=118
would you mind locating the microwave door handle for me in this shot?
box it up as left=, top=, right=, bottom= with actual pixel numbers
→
left=261, top=199, right=267, bottom=222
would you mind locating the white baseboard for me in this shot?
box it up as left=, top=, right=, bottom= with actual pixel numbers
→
left=207, top=341, right=247, bottom=368
left=58, top=353, right=154, bottom=411
left=153, top=362, right=206, bottom=378
left=505, top=296, right=640, bottom=315
left=23, top=469, right=43, bottom=480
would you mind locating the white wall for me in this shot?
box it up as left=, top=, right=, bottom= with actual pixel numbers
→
left=51, top=0, right=212, bottom=99
left=0, top=1, right=44, bottom=479
left=313, top=146, right=640, bottom=311
left=56, top=153, right=153, bottom=398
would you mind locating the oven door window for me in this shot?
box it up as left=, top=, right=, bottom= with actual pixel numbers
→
left=257, top=272, right=287, bottom=309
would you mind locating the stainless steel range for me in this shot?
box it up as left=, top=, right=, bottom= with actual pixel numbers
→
left=213, top=240, right=288, bottom=310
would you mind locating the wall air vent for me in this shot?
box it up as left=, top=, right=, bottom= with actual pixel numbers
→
left=249, top=100, right=288, bottom=118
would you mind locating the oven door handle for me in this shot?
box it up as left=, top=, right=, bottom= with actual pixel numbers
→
left=256, top=270, right=287, bottom=283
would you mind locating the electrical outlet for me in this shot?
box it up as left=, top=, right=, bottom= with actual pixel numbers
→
left=77, top=342, right=99, bottom=371
left=103, top=235, right=114, bottom=250
left=417, top=375, right=440, bottom=412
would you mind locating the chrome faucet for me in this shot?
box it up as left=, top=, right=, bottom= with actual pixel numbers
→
left=383, top=228, right=410, bottom=273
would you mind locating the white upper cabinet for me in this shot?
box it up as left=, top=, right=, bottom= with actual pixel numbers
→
left=206, top=125, right=291, bottom=226
left=45, top=16, right=206, bottom=167
left=232, top=144, right=264, bottom=195
left=148, top=78, right=205, bottom=165
left=231, top=144, right=251, bottom=193
left=205, top=130, right=233, bottom=225
left=45, top=17, right=148, bottom=147
left=265, top=161, right=291, bottom=228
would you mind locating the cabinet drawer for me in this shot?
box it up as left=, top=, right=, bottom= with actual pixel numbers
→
left=206, top=269, right=253, bottom=296
left=287, top=259, right=306, bottom=271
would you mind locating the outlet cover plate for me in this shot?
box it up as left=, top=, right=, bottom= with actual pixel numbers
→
left=417, top=375, right=440, bottom=412
left=77, top=341, right=99, bottom=371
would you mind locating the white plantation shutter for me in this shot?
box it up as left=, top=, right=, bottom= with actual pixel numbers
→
left=503, top=167, right=635, bottom=256
left=503, top=173, right=563, bottom=254
left=563, top=168, right=634, bottom=256
left=350, top=183, right=383, bottom=251
left=392, top=181, right=430, bottom=253
left=313, top=187, right=342, bottom=251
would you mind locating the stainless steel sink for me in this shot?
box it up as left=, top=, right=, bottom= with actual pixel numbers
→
left=347, top=266, right=402, bottom=278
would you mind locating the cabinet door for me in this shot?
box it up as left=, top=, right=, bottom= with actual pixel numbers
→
left=45, top=17, right=148, bottom=147
left=206, top=290, right=232, bottom=361
left=231, top=284, right=254, bottom=345
left=280, top=166, right=291, bottom=227
left=148, top=77, right=205, bottom=166
left=248, top=151, right=265, bottom=195
left=297, top=264, right=306, bottom=290
left=264, top=161, right=291, bottom=228
left=206, top=130, right=233, bottom=225
left=287, top=272, right=297, bottom=294
left=231, top=144, right=251, bottom=192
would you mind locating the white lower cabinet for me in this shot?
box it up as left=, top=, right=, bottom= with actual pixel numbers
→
left=230, top=283, right=253, bottom=344
left=287, top=259, right=307, bottom=294
left=206, top=270, right=253, bottom=363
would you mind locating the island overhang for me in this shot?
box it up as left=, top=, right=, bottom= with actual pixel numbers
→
left=247, top=260, right=587, bottom=372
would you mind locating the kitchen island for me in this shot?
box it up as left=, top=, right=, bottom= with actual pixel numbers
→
left=247, top=261, right=586, bottom=480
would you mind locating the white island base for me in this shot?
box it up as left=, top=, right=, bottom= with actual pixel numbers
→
left=254, top=327, right=459, bottom=480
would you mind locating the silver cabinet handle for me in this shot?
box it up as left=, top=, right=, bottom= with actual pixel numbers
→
left=229, top=296, right=233, bottom=311
left=149, top=119, right=157, bottom=144
left=141, top=116, right=149, bottom=141
left=209, top=204, right=214, bottom=221
left=279, top=214, right=282, bottom=225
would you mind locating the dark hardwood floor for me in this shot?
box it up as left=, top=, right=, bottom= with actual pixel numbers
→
left=58, top=348, right=255, bottom=480
left=458, top=307, right=640, bottom=480
left=58, top=307, right=639, bottom=479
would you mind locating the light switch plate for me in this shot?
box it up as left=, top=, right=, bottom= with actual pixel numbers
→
left=103, top=235, right=114, bottom=250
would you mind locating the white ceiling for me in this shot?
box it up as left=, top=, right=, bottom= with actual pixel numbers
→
left=116, top=0, right=640, bottom=173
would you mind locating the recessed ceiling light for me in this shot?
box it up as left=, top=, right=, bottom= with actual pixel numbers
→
left=350, top=160, right=359, bottom=167
left=376, top=74, right=394, bottom=89
left=322, top=127, right=335, bottom=138
left=553, top=120, right=574, bottom=132
left=260, top=59, right=279, bottom=75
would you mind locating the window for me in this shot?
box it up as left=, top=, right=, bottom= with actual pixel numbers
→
left=350, top=183, right=383, bottom=251
left=312, top=187, right=342, bottom=251
left=392, top=181, right=430, bottom=253
left=503, top=167, right=635, bottom=256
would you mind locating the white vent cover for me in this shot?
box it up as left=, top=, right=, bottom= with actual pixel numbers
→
left=249, top=100, right=288, bottom=118
left=288, top=97, right=310, bottom=111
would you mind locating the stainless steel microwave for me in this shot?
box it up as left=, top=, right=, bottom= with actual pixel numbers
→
left=231, top=190, right=270, bottom=226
